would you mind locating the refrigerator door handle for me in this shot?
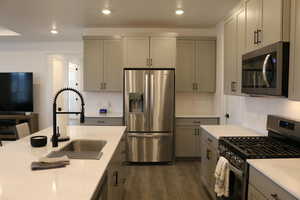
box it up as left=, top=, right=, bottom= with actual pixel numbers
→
left=144, top=72, right=149, bottom=129
left=149, top=72, right=155, bottom=129
left=127, top=133, right=170, bottom=138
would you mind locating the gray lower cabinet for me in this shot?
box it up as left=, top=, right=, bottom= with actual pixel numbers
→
left=200, top=127, right=219, bottom=200
left=92, top=173, right=108, bottom=200
left=83, top=117, right=123, bottom=126
left=92, top=135, right=126, bottom=200
left=107, top=134, right=127, bottom=200
left=175, top=117, right=219, bottom=158
left=248, top=166, right=298, bottom=200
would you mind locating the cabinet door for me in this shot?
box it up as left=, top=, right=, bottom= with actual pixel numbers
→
left=200, top=131, right=210, bottom=188
left=248, top=184, right=268, bottom=200
left=236, top=9, right=246, bottom=95
left=175, top=126, right=197, bottom=157
left=176, top=40, right=196, bottom=92
left=245, top=0, right=262, bottom=52
left=261, top=0, right=283, bottom=46
left=103, top=40, right=123, bottom=91
left=123, top=37, right=149, bottom=68
left=195, top=128, right=202, bottom=157
left=224, top=16, right=237, bottom=95
left=289, top=0, right=300, bottom=100
left=84, top=40, right=103, bottom=91
left=196, top=40, right=216, bottom=93
left=150, top=37, right=176, bottom=68
left=208, top=143, right=218, bottom=195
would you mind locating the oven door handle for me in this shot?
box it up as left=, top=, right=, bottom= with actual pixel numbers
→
left=229, top=163, right=243, bottom=179
left=262, top=54, right=271, bottom=88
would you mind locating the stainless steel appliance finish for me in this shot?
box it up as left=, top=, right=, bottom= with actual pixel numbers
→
left=242, top=42, right=289, bottom=97
left=219, top=115, right=300, bottom=200
left=124, top=68, right=175, bottom=163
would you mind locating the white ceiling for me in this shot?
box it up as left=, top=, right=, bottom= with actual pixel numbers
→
left=0, top=0, right=239, bottom=41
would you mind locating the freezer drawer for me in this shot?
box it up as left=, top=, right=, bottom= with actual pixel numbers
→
left=126, top=132, right=173, bottom=162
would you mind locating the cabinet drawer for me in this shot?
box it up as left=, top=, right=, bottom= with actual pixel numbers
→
left=176, top=118, right=219, bottom=126
left=201, top=128, right=218, bottom=150
left=249, top=166, right=298, bottom=200
left=84, top=117, right=123, bottom=126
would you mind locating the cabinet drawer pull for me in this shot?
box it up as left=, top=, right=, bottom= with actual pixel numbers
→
left=97, top=120, right=105, bottom=123
left=193, top=121, right=201, bottom=124
left=257, top=29, right=262, bottom=44
left=192, top=83, right=196, bottom=90
left=270, top=194, right=279, bottom=200
left=254, top=30, right=258, bottom=44
left=206, top=149, right=211, bottom=160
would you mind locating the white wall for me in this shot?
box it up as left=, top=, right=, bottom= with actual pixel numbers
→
left=225, top=95, right=300, bottom=134
left=176, top=93, right=216, bottom=115
left=0, top=41, right=82, bottom=129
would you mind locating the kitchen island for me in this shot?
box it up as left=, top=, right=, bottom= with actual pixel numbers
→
left=0, top=125, right=127, bottom=200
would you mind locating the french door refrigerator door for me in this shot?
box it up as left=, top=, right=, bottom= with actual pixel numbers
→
left=124, top=69, right=150, bottom=132
left=149, top=70, right=175, bottom=132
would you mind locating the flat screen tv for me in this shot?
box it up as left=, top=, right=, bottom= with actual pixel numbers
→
left=0, top=72, right=33, bottom=113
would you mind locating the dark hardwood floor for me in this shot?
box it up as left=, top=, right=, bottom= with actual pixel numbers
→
left=123, top=161, right=211, bottom=200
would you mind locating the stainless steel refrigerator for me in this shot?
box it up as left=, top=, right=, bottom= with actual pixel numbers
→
left=124, top=68, right=175, bottom=163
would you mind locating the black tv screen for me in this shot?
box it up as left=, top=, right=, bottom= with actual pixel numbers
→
left=0, top=72, right=33, bottom=112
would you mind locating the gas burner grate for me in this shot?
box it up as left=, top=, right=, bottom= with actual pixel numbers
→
left=220, top=136, right=300, bottom=159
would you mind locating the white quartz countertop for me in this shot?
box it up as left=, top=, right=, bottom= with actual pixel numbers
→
left=248, top=159, right=300, bottom=200
left=176, top=114, right=220, bottom=118
left=200, top=125, right=263, bottom=139
left=85, top=112, right=123, bottom=118
left=0, top=125, right=126, bottom=200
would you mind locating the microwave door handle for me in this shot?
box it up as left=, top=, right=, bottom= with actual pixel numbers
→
left=262, top=54, right=271, bottom=88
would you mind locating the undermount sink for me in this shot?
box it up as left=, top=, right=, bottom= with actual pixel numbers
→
left=47, top=139, right=107, bottom=160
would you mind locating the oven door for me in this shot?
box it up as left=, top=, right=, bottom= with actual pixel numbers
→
left=219, top=163, right=246, bottom=200
left=242, top=42, right=289, bottom=96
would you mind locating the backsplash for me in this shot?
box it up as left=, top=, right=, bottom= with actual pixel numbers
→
left=225, top=95, right=300, bottom=134
left=83, top=91, right=217, bottom=117
left=83, top=92, right=123, bottom=116
left=176, top=93, right=216, bottom=115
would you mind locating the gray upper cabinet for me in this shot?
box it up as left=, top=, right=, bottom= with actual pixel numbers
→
left=123, top=37, right=150, bottom=68
left=176, top=40, right=195, bottom=92
left=245, top=0, right=290, bottom=53
left=103, top=40, right=123, bottom=91
left=197, top=40, right=216, bottom=93
left=224, top=15, right=238, bottom=95
left=150, top=37, right=176, bottom=68
left=123, top=36, right=176, bottom=68
left=289, top=0, right=300, bottom=100
left=84, top=40, right=104, bottom=91
left=176, top=39, right=216, bottom=93
left=224, top=8, right=245, bottom=96
left=83, top=39, right=123, bottom=92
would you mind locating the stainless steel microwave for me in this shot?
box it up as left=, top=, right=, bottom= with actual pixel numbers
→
left=242, top=42, right=290, bottom=97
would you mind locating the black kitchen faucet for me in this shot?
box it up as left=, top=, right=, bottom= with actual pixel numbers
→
left=52, top=88, right=85, bottom=147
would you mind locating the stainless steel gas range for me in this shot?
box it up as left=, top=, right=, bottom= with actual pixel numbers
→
left=219, top=115, right=300, bottom=200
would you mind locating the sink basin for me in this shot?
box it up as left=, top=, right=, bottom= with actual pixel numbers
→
left=47, top=139, right=107, bottom=160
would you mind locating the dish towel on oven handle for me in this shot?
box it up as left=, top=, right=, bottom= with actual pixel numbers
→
left=214, top=156, right=230, bottom=197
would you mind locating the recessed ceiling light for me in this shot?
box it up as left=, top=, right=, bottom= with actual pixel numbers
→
left=175, top=9, right=184, bottom=15
left=50, top=29, right=58, bottom=34
left=102, top=9, right=111, bottom=15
